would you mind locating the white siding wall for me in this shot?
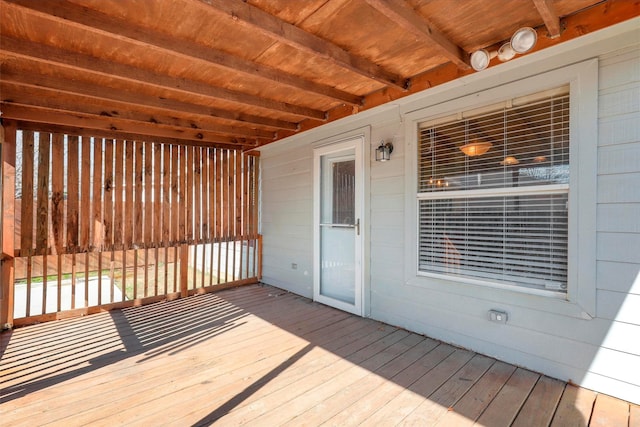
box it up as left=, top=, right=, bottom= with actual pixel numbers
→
left=260, top=20, right=640, bottom=404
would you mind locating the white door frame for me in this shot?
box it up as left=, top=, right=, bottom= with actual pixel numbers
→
left=313, top=136, right=364, bottom=315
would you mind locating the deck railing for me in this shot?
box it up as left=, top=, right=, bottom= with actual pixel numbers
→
left=1, top=123, right=261, bottom=327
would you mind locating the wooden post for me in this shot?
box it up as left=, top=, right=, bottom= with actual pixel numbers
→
left=180, top=244, right=189, bottom=298
left=1, top=121, right=17, bottom=328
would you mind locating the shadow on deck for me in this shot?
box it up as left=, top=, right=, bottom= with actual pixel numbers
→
left=1, top=284, right=636, bottom=426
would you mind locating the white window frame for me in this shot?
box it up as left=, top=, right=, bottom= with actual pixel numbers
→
left=404, top=60, right=598, bottom=319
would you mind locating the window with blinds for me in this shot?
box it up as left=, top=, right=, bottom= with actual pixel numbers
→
left=417, top=86, right=570, bottom=293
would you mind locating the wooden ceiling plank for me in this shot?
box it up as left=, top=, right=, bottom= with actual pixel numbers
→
left=4, top=0, right=363, bottom=106
left=193, top=0, right=409, bottom=90
left=532, top=0, right=562, bottom=38
left=0, top=36, right=325, bottom=121
left=14, top=121, right=252, bottom=150
left=0, top=82, right=276, bottom=140
left=1, top=103, right=262, bottom=146
left=1, top=66, right=298, bottom=131
left=362, top=0, right=470, bottom=70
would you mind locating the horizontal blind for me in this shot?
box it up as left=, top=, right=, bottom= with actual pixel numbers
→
left=417, top=87, right=570, bottom=293
left=418, top=88, right=569, bottom=193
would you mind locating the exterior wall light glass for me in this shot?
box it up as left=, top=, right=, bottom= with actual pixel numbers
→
left=511, top=27, right=538, bottom=53
left=375, top=141, right=393, bottom=162
left=470, top=49, right=494, bottom=71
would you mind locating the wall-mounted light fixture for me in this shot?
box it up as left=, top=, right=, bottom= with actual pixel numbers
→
left=375, top=141, right=394, bottom=162
left=470, top=27, right=538, bottom=72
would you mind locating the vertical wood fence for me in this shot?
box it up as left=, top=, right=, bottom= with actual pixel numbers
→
left=0, top=123, right=261, bottom=327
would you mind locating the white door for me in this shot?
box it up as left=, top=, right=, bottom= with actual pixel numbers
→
left=314, top=138, right=363, bottom=315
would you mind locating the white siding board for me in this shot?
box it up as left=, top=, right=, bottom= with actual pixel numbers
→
left=598, top=142, right=640, bottom=175
left=597, top=204, right=640, bottom=233
left=371, top=291, right=640, bottom=388
left=597, top=173, right=640, bottom=203
left=598, top=85, right=640, bottom=118
left=597, top=232, right=640, bottom=263
left=597, top=260, right=640, bottom=294
left=597, top=290, right=640, bottom=324
left=371, top=194, right=404, bottom=212
left=599, top=112, right=640, bottom=146
left=598, top=50, right=640, bottom=91
left=371, top=175, right=404, bottom=196
left=371, top=209, right=404, bottom=228
left=370, top=226, right=405, bottom=248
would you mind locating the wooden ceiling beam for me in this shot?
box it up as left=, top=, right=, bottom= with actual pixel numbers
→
left=193, top=0, right=409, bottom=90
left=532, top=0, right=562, bottom=38
left=363, top=0, right=470, bottom=70
left=0, top=83, right=276, bottom=140
left=0, top=36, right=325, bottom=121
left=14, top=121, right=251, bottom=150
left=4, top=0, right=363, bottom=106
left=1, top=66, right=298, bottom=131
left=1, top=103, right=260, bottom=146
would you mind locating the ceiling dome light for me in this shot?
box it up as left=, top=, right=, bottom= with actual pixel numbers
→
left=500, top=156, right=520, bottom=166
left=460, top=141, right=492, bottom=156
left=510, top=27, right=537, bottom=54
left=470, top=49, right=492, bottom=71
left=497, top=42, right=516, bottom=62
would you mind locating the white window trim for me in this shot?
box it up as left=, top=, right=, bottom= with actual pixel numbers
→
left=404, top=59, right=598, bottom=319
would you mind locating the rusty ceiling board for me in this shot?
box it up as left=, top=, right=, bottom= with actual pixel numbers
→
left=193, top=0, right=409, bottom=90
left=363, top=0, right=471, bottom=70
left=533, top=0, right=562, bottom=38
left=0, top=36, right=325, bottom=121
left=4, top=0, right=363, bottom=106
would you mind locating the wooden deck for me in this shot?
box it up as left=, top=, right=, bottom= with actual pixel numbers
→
left=1, top=284, right=637, bottom=426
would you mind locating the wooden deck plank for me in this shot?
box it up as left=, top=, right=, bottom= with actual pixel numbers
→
left=399, top=354, right=495, bottom=425
left=149, top=325, right=403, bottom=426
left=550, top=384, right=597, bottom=427
left=0, top=284, right=635, bottom=427
left=362, top=348, right=476, bottom=426
left=473, top=367, right=540, bottom=427
left=325, top=342, right=456, bottom=426
left=630, top=404, right=640, bottom=427
left=590, top=392, right=629, bottom=427
left=208, top=327, right=407, bottom=426
left=253, top=331, right=421, bottom=427
left=433, top=360, right=516, bottom=427
left=2, top=290, right=335, bottom=420
left=289, top=337, right=440, bottom=426
left=72, top=307, right=375, bottom=425
left=512, top=375, right=566, bottom=427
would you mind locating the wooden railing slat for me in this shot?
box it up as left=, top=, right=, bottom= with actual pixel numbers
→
left=66, top=136, right=79, bottom=250
left=124, top=140, right=134, bottom=249
left=103, top=139, right=114, bottom=250
left=80, top=137, right=91, bottom=251
left=8, top=126, right=261, bottom=325
left=144, top=141, right=153, bottom=246
left=20, top=130, right=35, bottom=255
left=113, top=139, right=124, bottom=249
left=93, top=138, right=104, bottom=250
left=51, top=133, right=65, bottom=255
left=134, top=140, right=144, bottom=246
